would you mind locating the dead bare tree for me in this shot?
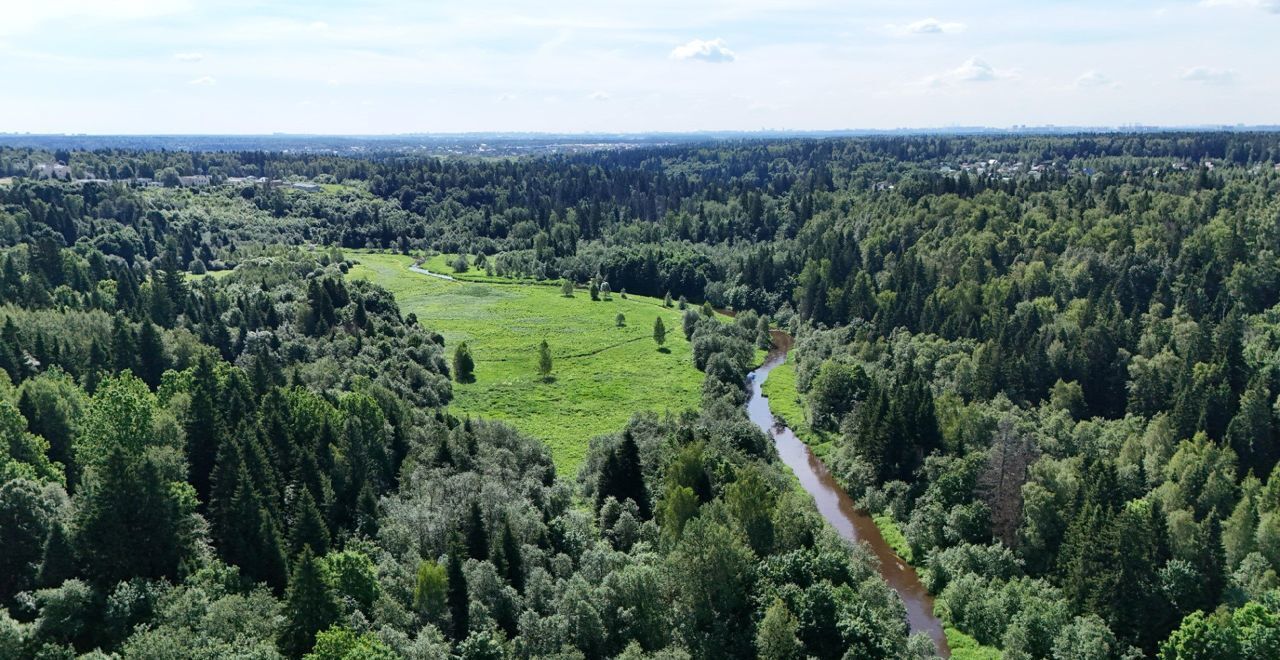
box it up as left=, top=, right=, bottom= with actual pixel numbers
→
left=979, top=415, right=1038, bottom=547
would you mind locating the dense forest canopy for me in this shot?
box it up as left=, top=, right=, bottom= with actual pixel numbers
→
left=1, top=132, right=1280, bottom=659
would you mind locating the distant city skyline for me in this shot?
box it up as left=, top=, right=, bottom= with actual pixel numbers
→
left=2, top=0, right=1278, bottom=134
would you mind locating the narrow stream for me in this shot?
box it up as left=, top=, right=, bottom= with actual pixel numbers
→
left=747, top=336, right=950, bottom=657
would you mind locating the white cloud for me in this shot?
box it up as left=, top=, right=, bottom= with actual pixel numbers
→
left=889, top=18, right=966, bottom=36
left=173, top=52, right=204, bottom=62
left=1075, top=70, right=1117, bottom=88
left=923, top=58, right=1015, bottom=87
left=588, top=91, right=611, bottom=101
left=187, top=76, right=216, bottom=86
left=1200, top=0, right=1280, bottom=13
left=670, top=38, right=736, bottom=63
left=1181, top=66, right=1236, bottom=84
left=497, top=93, right=518, bottom=102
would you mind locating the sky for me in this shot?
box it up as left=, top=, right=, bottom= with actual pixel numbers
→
left=1, top=0, right=1277, bottom=134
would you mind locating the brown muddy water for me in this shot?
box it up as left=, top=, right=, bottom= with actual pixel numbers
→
left=747, top=335, right=950, bottom=657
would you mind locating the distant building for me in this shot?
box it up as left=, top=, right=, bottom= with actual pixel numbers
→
left=290, top=182, right=321, bottom=192
left=178, top=175, right=211, bottom=187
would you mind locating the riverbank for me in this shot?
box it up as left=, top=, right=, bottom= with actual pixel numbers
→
left=747, top=345, right=950, bottom=656
left=754, top=341, right=1005, bottom=660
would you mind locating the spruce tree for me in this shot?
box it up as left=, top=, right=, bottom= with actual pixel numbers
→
left=208, top=436, right=245, bottom=550
left=596, top=432, right=650, bottom=518
left=653, top=317, right=666, bottom=347
left=185, top=354, right=223, bottom=504
left=289, top=488, right=330, bottom=557
left=136, top=320, right=167, bottom=388
left=76, top=449, right=185, bottom=586
left=446, top=542, right=469, bottom=641
left=111, top=314, right=136, bottom=374
left=37, top=524, right=78, bottom=588
left=465, top=500, right=488, bottom=561
left=279, top=546, right=339, bottom=658
left=499, top=520, right=523, bottom=591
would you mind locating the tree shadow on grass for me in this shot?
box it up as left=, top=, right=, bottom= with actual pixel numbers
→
left=657, top=347, right=671, bottom=354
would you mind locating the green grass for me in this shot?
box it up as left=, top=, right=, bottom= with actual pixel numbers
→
left=758, top=358, right=837, bottom=460
left=418, top=253, right=539, bottom=284
left=349, top=251, right=707, bottom=476
left=185, top=268, right=237, bottom=281
left=946, top=627, right=1002, bottom=660
left=873, top=514, right=913, bottom=564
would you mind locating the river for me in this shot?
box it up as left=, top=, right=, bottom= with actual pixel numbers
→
left=747, top=335, right=950, bottom=657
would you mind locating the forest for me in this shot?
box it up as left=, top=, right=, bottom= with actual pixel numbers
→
left=2, top=132, right=1280, bottom=659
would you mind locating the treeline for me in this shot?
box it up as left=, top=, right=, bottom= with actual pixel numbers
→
left=5, top=133, right=1280, bottom=658
left=775, top=142, right=1280, bottom=656
left=0, top=187, right=935, bottom=657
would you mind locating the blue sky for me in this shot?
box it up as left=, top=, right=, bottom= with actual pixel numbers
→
left=1, top=0, right=1277, bottom=133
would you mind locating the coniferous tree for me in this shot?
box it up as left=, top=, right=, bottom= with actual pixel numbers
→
left=653, top=317, right=666, bottom=347
left=136, top=320, right=166, bottom=388
left=498, top=520, right=523, bottom=591
left=279, top=546, right=338, bottom=658
left=111, top=314, right=136, bottom=374
left=446, top=542, right=469, bottom=641
left=37, top=523, right=78, bottom=588
left=75, top=449, right=186, bottom=586
left=289, top=488, right=330, bottom=557
left=185, top=354, right=223, bottom=504
left=597, top=431, right=650, bottom=518
left=465, top=500, right=488, bottom=561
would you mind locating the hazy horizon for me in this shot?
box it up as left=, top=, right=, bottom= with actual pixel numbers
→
left=3, top=1, right=1278, bottom=135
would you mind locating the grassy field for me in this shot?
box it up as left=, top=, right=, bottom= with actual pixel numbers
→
left=349, top=251, right=707, bottom=476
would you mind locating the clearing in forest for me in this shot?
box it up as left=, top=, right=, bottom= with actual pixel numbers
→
left=349, top=251, right=706, bottom=475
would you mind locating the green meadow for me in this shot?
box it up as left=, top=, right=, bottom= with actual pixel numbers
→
left=349, top=251, right=707, bottom=475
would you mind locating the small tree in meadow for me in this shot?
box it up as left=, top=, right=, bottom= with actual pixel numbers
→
left=590, top=280, right=600, bottom=301
left=678, top=295, right=688, bottom=310
left=561, top=279, right=574, bottom=297
left=654, top=317, right=667, bottom=347
left=701, top=302, right=714, bottom=318
left=453, top=342, right=475, bottom=383
left=451, top=254, right=469, bottom=273
left=616, top=313, right=626, bottom=327
left=664, top=292, right=673, bottom=308
left=537, top=340, right=553, bottom=380
left=601, top=282, right=612, bottom=300
left=620, top=288, right=627, bottom=299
